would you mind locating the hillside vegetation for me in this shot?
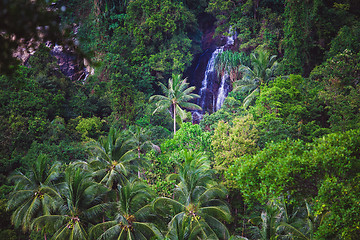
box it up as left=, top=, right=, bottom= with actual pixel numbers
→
left=1, top=0, right=360, bottom=239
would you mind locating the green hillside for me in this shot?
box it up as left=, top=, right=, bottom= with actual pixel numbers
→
left=1, top=0, right=360, bottom=239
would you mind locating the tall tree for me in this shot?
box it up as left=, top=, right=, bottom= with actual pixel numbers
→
left=154, top=150, right=231, bottom=239
left=7, top=154, right=61, bottom=233
left=32, top=165, right=109, bottom=240
left=126, top=126, right=154, bottom=160
left=89, top=179, right=162, bottom=240
left=235, top=46, right=278, bottom=108
left=150, top=74, right=201, bottom=134
left=282, top=0, right=313, bottom=75
left=83, top=127, right=138, bottom=189
left=125, top=126, right=159, bottom=178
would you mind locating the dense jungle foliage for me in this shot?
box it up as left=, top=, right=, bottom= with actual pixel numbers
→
left=1, top=0, right=360, bottom=239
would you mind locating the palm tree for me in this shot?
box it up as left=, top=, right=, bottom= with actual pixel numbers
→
left=83, top=127, right=138, bottom=189
left=125, top=125, right=160, bottom=178
left=154, top=150, right=231, bottom=239
left=215, top=50, right=243, bottom=84
left=235, top=46, right=278, bottom=108
left=150, top=74, right=202, bottom=134
left=32, top=165, right=109, bottom=240
left=126, top=126, right=152, bottom=160
left=167, top=150, right=214, bottom=203
left=7, top=154, right=61, bottom=234
left=249, top=197, right=328, bottom=240
left=249, top=204, right=281, bottom=240
left=279, top=201, right=331, bottom=240
left=89, top=179, right=162, bottom=240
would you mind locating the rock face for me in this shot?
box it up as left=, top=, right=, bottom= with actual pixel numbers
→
left=50, top=44, right=86, bottom=81
left=13, top=39, right=39, bottom=64
left=14, top=40, right=88, bottom=81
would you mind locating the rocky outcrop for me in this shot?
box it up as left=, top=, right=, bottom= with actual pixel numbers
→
left=50, top=44, right=86, bottom=81
left=13, top=39, right=88, bottom=81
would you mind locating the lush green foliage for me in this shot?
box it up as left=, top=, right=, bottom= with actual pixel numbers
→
left=251, top=74, right=327, bottom=146
left=7, top=154, right=61, bottom=232
left=89, top=180, right=161, bottom=240
left=211, top=115, right=259, bottom=169
left=1, top=0, right=360, bottom=239
left=311, top=50, right=360, bottom=132
left=234, top=46, right=279, bottom=107
left=154, top=150, right=231, bottom=239
left=227, top=129, right=360, bottom=238
left=150, top=74, right=201, bottom=134
left=146, top=123, right=212, bottom=197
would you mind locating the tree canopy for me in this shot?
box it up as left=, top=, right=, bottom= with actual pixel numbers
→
left=1, top=0, right=360, bottom=239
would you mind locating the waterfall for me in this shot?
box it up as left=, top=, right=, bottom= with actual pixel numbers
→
left=192, top=28, right=236, bottom=122
left=216, top=72, right=230, bottom=111
left=198, top=47, right=224, bottom=112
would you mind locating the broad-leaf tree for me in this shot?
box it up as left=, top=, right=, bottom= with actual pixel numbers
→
left=211, top=114, right=259, bottom=169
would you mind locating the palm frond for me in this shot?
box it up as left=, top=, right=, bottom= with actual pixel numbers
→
left=278, top=222, right=310, bottom=240
left=198, top=187, right=227, bottom=204
left=89, top=220, right=119, bottom=239
left=202, top=214, right=230, bottom=239
left=243, top=88, right=260, bottom=108
left=133, top=222, right=163, bottom=239
left=200, top=206, right=232, bottom=222
left=153, top=197, right=185, bottom=216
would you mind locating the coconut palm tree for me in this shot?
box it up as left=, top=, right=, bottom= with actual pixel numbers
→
left=279, top=201, right=331, bottom=240
left=126, top=126, right=152, bottom=160
left=7, top=154, right=61, bottom=233
left=150, top=74, right=202, bottom=134
left=89, top=179, right=162, bottom=240
left=249, top=204, right=281, bottom=240
left=32, top=165, right=109, bottom=240
left=126, top=125, right=161, bottom=161
left=167, top=150, right=214, bottom=203
left=83, top=127, right=138, bottom=189
left=154, top=150, right=231, bottom=239
left=235, top=46, right=278, bottom=108
left=249, top=197, right=327, bottom=240
left=125, top=125, right=160, bottom=178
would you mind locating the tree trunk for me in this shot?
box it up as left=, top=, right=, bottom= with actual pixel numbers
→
left=254, top=0, right=260, bottom=20
left=173, top=103, right=176, bottom=134
left=137, top=147, right=141, bottom=178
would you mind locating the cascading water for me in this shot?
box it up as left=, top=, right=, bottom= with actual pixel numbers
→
left=216, top=72, right=230, bottom=111
left=198, top=47, right=224, bottom=112
left=191, top=29, right=236, bottom=122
